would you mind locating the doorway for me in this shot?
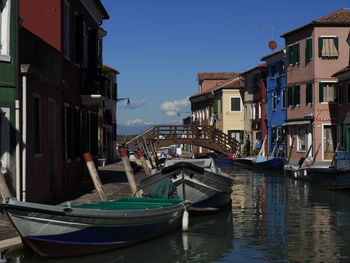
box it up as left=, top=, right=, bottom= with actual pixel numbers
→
left=323, top=125, right=337, bottom=160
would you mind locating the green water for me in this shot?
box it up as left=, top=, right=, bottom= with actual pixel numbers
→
left=7, top=168, right=350, bottom=262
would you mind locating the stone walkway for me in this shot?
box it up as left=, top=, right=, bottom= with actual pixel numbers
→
left=0, top=160, right=146, bottom=241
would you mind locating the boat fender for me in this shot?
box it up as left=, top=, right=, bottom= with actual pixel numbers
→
left=63, top=202, right=73, bottom=213
left=182, top=209, right=189, bottom=231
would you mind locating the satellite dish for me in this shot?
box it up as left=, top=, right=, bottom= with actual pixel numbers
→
left=268, top=40, right=277, bottom=51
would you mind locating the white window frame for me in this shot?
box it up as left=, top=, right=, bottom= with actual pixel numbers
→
left=230, top=96, right=242, bottom=112
left=281, top=89, right=286, bottom=109
left=272, top=92, right=277, bottom=111
left=0, top=0, right=11, bottom=62
left=258, top=102, right=261, bottom=119
left=297, top=126, right=306, bottom=152
left=251, top=103, right=255, bottom=120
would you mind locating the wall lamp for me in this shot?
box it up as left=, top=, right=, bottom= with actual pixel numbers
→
left=116, top=97, right=130, bottom=105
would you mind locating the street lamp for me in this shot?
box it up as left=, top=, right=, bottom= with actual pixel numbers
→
left=116, top=97, right=130, bottom=105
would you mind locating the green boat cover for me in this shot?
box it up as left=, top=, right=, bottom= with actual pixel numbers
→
left=148, top=178, right=178, bottom=199
left=72, top=197, right=183, bottom=210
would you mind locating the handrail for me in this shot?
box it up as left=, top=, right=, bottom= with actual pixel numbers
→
left=125, top=125, right=239, bottom=155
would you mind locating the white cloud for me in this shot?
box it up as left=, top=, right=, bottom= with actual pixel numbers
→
left=124, top=119, right=155, bottom=127
left=160, top=97, right=190, bottom=116
left=119, top=99, right=146, bottom=109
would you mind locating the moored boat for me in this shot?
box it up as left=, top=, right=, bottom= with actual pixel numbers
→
left=139, top=158, right=233, bottom=213
left=1, top=197, right=190, bottom=257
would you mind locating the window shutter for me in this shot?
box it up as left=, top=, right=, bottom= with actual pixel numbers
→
left=294, top=85, right=300, bottom=105
left=306, top=83, right=312, bottom=104
left=288, top=46, right=292, bottom=65
left=319, top=83, right=324, bottom=102
left=309, top=38, right=313, bottom=59
left=296, top=43, right=300, bottom=64
left=318, top=37, right=323, bottom=57
left=334, top=37, right=339, bottom=51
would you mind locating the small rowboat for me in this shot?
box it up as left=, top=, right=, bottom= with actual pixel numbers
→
left=1, top=197, right=190, bottom=257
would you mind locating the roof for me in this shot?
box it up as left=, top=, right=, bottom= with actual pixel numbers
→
left=281, top=9, right=350, bottom=38
left=95, top=0, right=110, bottom=19
left=332, top=66, right=350, bottom=77
left=241, top=63, right=266, bottom=75
left=102, top=65, right=120, bottom=74
left=261, top=49, right=286, bottom=61
left=197, top=72, right=240, bottom=82
left=214, top=76, right=244, bottom=90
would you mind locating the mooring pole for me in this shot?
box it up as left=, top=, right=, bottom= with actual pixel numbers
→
left=83, top=153, right=107, bottom=202
left=119, top=148, right=141, bottom=197
left=0, top=170, right=11, bottom=200
left=136, top=149, right=151, bottom=176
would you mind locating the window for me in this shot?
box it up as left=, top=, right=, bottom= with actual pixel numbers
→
left=306, top=83, right=313, bottom=105
left=230, top=97, right=241, bottom=111
left=270, top=64, right=276, bottom=79
left=339, top=85, right=343, bottom=104
left=272, top=92, right=277, bottom=111
left=297, top=126, right=306, bottom=151
left=305, top=38, right=313, bottom=62
left=318, top=37, right=338, bottom=58
left=319, top=82, right=338, bottom=103
left=74, top=107, right=81, bottom=159
left=75, top=14, right=83, bottom=64
left=33, top=95, right=42, bottom=154
left=287, top=86, right=300, bottom=107
left=251, top=104, right=255, bottom=119
left=258, top=102, right=261, bottom=119
left=63, top=0, right=70, bottom=58
left=287, top=43, right=300, bottom=66
left=64, top=104, right=72, bottom=161
left=82, top=22, right=88, bottom=68
left=279, top=61, right=286, bottom=75
left=281, top=89, right=286, bottom=109
left=0, top=0, right=10, bottom=61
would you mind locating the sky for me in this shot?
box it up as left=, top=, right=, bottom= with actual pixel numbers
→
left=100, top=0, right=350, bottom=131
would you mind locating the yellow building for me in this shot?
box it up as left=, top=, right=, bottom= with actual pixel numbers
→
left=213, top=76, right=245, bottom=143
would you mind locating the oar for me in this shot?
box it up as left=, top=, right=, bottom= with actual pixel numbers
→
left=287, top=136, right=295, bottom=164
left=258, top=135, right=267, bottom=156
left=311, top=144, right=321, bottom=166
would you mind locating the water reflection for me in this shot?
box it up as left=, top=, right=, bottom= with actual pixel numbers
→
left=7, top=168, right=350, bottom=262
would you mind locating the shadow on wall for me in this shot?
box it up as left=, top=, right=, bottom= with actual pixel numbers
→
left=0, top=107, right=23, bottom=200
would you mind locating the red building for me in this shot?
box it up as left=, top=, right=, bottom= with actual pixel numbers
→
left=19, top=0, right=109, bottom=202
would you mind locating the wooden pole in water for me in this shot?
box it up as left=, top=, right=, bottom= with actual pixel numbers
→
left=287, top=137, right=295, bottom=164
left=0, top=170, right=11, bottom=200
left=119, top=148, right=141, bottom=197
left=83, top=153, right=107, bottom=201
left=136, top=149, right=151, bottom=176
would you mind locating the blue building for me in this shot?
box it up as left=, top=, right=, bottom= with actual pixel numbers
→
left=261, top=49, right=287, bottom=156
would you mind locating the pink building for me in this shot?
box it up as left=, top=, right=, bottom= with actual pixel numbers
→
left=281, top=9, right=350, bottom=163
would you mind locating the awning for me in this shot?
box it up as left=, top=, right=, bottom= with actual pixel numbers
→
left=283, top=120, right=311, bottom=126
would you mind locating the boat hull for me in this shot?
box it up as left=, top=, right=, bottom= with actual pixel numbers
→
left=252, top=157, right=286, bottom=170
left=307, top=167, right=350, bottom=189
left=140, top=161, right=233, bottom=213
left=2, top=198, right=186, bottom=257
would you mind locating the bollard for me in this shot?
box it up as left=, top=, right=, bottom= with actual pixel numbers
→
left=83, top=153, right=107, bottom=202
left=136, top=149, right=151, bottom=176
left=0, top=170, right=11, bottom=201
left=119, top=148, right=141, bottom=197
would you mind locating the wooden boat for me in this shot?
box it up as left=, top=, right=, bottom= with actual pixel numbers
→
left=283, top=152, right=350, bottom=189
left=1, top=197, right=190, bottom=257
left=214, top=156, right=237, bottom=167
left=233, top=156, right=286, bottom=170
left=139, top=158, right=233, bottom=213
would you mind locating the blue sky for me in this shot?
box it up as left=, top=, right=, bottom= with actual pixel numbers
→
left=101, top=0, right=349, bottom=130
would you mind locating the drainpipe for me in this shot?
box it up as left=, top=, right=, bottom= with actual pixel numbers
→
left=21, top=75, right=27, bottom=201
left=15, top=100, right=20, bottom=199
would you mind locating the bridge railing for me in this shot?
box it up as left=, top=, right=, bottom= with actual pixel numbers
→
left=126, top=125, right=239, bottom=155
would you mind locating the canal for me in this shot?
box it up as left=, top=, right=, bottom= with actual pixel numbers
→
left=5, top=167, right=350, bottom=262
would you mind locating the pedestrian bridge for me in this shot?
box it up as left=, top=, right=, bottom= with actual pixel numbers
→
left=125, top=125, right=239, bottom=156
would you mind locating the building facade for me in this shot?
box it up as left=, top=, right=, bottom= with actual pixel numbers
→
left=19, top=0, right=109, bottom=202
left=282, top=9, right=350, bottom=163
left=0, top=0, right=18, bottom=196
left=261, top=49, right=287, bottom=156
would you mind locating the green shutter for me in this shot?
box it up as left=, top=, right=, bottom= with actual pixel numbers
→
left=319, top=83, right=324, bottom=102
left=294, top=85, right=300, bottom=105
left=306, top=38, right=313, bottom=61
left=231, top=98, right=240, bottom=111
left=334, top=37, right=339, bottom=51
left=296, top=43, right=300, bottom=64
left=306, top=83, right=313, bottom=104
left=318, top=37, right=323, bottom=57
left=288, top=46, right=292, bottom=65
